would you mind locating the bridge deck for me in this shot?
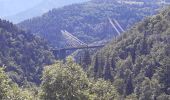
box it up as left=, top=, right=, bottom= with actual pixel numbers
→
left=52, top=45, right=105, bottom=51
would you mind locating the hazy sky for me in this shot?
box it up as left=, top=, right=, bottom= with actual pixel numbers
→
left=0, top=0, right=43, bottom=16
left=0, top=0, right=90, bottom=17
left=0, top=0, right=89, bottom=23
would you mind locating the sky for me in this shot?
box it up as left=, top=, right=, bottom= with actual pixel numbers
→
left=0, top=0, right=43, bottom=17
left=0, top=0, right=89, bottom=23
left=0, top=0, right=89, bottom=17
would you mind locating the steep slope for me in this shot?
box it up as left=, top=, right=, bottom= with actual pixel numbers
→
left=0, top=19, right=54, bottom=85
left=91, top=7, right=170, bottom=99
left=18, top=0, right=160, bottom=48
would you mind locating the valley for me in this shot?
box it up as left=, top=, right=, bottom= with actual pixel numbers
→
left=0, top=0, right=170, bottom=100
left=18, top=0, right=161, bottom=49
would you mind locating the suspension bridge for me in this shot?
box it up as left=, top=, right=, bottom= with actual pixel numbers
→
left=52, top=18, right=124, bottom=60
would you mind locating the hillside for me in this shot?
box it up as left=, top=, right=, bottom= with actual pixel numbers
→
left=0, top=19, right=54, bottom=85
left=1, top=1, right=170, bottom=99
left=90, top=7, right=170, bottom=99
left=18, top=0, right=160, bottom=48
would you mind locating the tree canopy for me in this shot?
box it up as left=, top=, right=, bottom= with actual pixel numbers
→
left=0, top=19, right=55, bottom=85
left=90, top=6, right=170, bottom=99
left=18, top=0, right=159, bottom=48
left=40, top=57, right=120, bottom=100
left=0, top=67, right=35, bottom=100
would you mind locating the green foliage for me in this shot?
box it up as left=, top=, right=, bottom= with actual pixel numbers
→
left=0, top=19, right=55, bottom=85
left=41, top=57, right=90, bottom=100
left=18, top=0, right=159, bottom=48
left=0, top=67, right=9, bottom=99
left=0, top=67, right=35, bottom=100
left=125, top=94, right=138, bottom=100
left=1, top=1, right=170, bottom=100
left=157, top=94, right=170, bottom=100
left=90, top=79, right=119, bottom=100
left=40, top=57, right=119, bottom=100
left=90, top=7, right=170, bottom=99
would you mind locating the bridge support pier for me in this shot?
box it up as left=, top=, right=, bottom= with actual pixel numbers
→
left=52, top=45, right=105, bottom=61
left=59, top=49, right=66, bottom=60
left=52, top=49, right=66, bottom=61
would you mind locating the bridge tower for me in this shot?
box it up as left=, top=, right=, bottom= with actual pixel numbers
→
left=52, top=19, right=124, bottom=61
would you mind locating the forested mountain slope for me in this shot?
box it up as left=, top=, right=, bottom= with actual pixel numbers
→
left=0, top=19, right=54, bottom=85
left=90, top=7, right=170, bottom=99
left=0, top=68, right=36, bottom=99
left=18, top=0, right=160, bottom=48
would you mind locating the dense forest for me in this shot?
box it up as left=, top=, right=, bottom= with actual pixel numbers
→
left=0, top=19, right=54, bottom=85
left=0, top=58, right=122, bottom=100
left=90, top=7, right=170, bottom=99
left=0, top=0, right=170, bottom=100
left=18, top=0, right=160, bottom=48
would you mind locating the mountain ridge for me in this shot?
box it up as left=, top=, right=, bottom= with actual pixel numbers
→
left=18, top=0, right=160, bottom=49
